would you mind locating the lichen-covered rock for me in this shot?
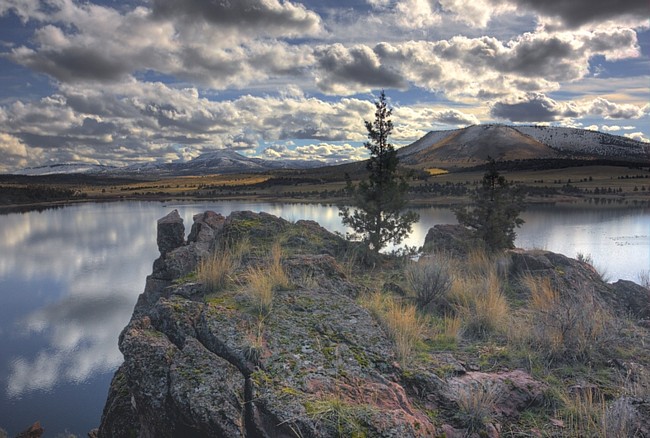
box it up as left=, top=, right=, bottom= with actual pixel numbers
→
left=157, top=210, right=185, bottom=256
left=101, top=211, right=441, bottom=437
left=422, top=224, right=477, bottom=256
left=100, top=212, right=647, bottom=438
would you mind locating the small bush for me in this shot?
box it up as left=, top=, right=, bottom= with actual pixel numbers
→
left=451, top=382, right=501, bottom=433
left=404, top=254, right=453, bottom=312
left=523, top=274, right=611, bottom=363
left=449, top=274, right=509, bottom=338
left=362, top=292, right=424, bottom=366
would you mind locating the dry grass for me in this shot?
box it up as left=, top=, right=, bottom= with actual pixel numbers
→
left=451, top=382, right=501, bottom=433
left=269, top=241, right=290, bottom=290
left=305, top=394, right=371, bottom=437
left=448, top=273, right=509, bottom=338
left=242, top=241, right=290, bottom=317
left=522, top=274, right=611, bottom=363
left=245, top=266, right=274, bottom=316
left=556, top=388, right=639, bottom=437
left=197, top=247, right=239, bottom=292
left=362, top=292, right=425, bottom=366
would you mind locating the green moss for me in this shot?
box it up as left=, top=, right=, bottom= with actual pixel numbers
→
left=173, top=271, right=197, bottom=284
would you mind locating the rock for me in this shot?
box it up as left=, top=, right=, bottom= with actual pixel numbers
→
left=97, top=366, right=139, bottom=438
left=99, top=212, right=648, bottom=437
left=446, top=370, right=547, bottom=419
left=422, top=224, right=476, bottom=256
left=15, top=422, right=43, bottom=438
left=611, top=279, right=650, bottom=320
left=157, top=209, right=185, bottom=256
left=100, top=211, right=445, bottom=437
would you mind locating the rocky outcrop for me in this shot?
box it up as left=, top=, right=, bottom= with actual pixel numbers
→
left=98, top=212, right=650, bottom=437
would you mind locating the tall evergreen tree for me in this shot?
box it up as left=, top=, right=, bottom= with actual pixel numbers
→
left=454, top=158, right=525, bottom=252
left=339, top=91, right=419, bottom=252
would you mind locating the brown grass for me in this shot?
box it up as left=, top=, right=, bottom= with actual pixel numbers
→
left=242, top=241, right=290, bottom=316
left=522, top=274, right=611, bottom=363
left=362, top=292, right=425, bottom=366
left=448, top=273, right=509, bottom=338
left=197, top=247, right=239, bottom=292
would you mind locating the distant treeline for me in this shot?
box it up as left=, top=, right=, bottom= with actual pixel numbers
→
left=463, top=158, right=650, bottom=172
left=0, top=185, right=80, bottom=205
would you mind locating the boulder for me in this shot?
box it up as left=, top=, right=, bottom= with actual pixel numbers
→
left=156, top=209, right=185, bottom=256
left=422, top=224, right=476, bottom=256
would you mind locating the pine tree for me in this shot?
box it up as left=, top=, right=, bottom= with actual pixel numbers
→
left=339, top=91, right=419, bottom=252
left=454, top=158, right=525, bottom=252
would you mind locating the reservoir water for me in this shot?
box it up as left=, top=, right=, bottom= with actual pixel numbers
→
left=0, top=201, right=648, bottom=436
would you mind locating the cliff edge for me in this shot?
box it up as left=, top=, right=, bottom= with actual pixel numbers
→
left=97, top=211, right=650, bottom=437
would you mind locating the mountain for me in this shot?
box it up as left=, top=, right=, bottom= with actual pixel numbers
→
left=13, top=163, right=117, bottom=176
left=13, top=150, right=319, bottom=177
left=398, top=124, right=649, bottom=168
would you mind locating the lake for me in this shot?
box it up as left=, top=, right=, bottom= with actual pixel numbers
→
left=0, top=201, right=648, bottom=436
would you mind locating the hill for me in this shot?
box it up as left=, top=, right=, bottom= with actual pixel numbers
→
left=397, top=124, right=649, bottom=169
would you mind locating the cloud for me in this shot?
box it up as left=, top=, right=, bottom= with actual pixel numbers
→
left=151, top=0, right=322, bottom=37
left=491, top=93, right=647, bottom=122
left=491, top=93, right=576, bottom=122
left=501, top=0, right=650, bottom=29
left=624, top=132, right=650, bottom=143
left=314, top=44, right=407, bottom=95
left=588, top=97, right=646, bottom=119
left=263, top=142, right=368, bottom=163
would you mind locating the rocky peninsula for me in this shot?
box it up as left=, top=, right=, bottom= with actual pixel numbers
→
left=96, top=210, right=650, bottom=437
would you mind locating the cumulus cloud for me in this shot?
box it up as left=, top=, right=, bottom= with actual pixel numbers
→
left=0, top=132, right=39, bottom=172
left=151, top=0, right=322, bottom=37
left=263, top=142, right=368, bottom=163
left=624, top=132, right=650, bottom=143
left=588, top=97, right=646, bottom=119
left=314, top=44, right=407, bottom=95
left=501, top=0, right=650, bottom=29
left=491, top=93, right=647, bottom=123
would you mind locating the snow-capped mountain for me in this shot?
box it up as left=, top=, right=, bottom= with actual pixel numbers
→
left=516, top=126, right=650, bottom=159
left=13, top=163, right=117, bottom=176
left=115, top=149, right=317, bottom=176
left=398, top=124, right=649, bottom=167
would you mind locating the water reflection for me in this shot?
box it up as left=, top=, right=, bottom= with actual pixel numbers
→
left=0, top=201, right=647, bottom=435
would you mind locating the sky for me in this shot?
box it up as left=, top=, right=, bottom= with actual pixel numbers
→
left=0, top=0, right=648, bottom=172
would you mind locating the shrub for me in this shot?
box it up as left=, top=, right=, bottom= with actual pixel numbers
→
left=523, top=274, right=611, bottom=363
left=451, top=382, right=501, bottom=433
left=448, top=274, right=509, bottom=338
left=404, top=254, right=453, bottom=312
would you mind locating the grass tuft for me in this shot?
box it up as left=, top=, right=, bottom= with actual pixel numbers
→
left=451, top=382, right=501, bottom=433
left=449, top=273, right=509, bottom=338
left=362, top=292, right=424, bottom=366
